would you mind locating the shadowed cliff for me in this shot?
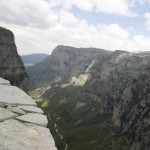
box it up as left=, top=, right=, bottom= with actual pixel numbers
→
left=0, top=27, right=29, bottom=92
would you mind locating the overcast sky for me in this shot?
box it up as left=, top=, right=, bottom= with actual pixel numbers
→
left=1, top=0, right=150, bottom=55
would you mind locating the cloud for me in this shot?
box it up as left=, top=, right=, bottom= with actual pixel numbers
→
left=1, top=9, right=150, bottom=55
left=137, top=0, right=150, bottom=4
left=0, top=0, right=150, bottom=54
left=92, top=0, right=137, bottom=17
left=144, top=12, right=150, bottom=30
left=133, top=35, right=150, bottom=51
left=62, top=0, right=94, bottom=12
left=46, top=0, right=139, bottom=17
left=0, top=0, right=138, bottom=29
left=49, top=0, right=137, bottom=17
left=0, top=0, right=58, bottom=28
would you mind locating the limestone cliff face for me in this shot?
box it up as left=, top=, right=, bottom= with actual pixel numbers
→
left=0, top=27, right=28, bottom=92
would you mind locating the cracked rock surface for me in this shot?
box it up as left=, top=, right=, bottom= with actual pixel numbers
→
left=0, top=78, right=57, bottom=150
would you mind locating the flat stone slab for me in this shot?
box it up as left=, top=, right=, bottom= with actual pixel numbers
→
left=0, top=78, right=11, bottom=85
left=16, top=113, right=48, bottom=127
left=0, top=107, right=18, bottom=121
left=0, top=84, right=36, bottom=106
left=18, top=105, right=43, bottom=114
left=0, top=119, right=57, bottom=150
left=7, top=105, right=26, bottom=115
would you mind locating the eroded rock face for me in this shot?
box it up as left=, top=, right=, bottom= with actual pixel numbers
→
left=0, top=78, right=57, bottom=150
left=0, top=27, right=29, bottom=92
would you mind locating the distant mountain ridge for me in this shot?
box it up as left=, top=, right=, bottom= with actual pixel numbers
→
left=21, top=53, right=49, bottom=66
left=27, top=45, right=110, bottom=89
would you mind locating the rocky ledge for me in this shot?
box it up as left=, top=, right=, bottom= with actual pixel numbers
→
left=0, top=78, right=57, bottom=150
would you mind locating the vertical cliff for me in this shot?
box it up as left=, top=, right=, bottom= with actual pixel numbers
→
left=0, top=27, right=29, bottom=92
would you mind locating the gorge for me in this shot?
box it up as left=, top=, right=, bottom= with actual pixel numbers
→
left=0, top=26, right=149, bottom=150
left=27, top=45, right=150, bottom=150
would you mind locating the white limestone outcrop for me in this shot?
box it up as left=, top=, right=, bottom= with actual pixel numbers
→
left=16, top=113, right=48, bottom=127
left=0, top=119, right=55, bottom=150
left=0, top=78, right=57, bottom=150
left=0, top=78, right=11, bottom=85
left=0, top=84, right=36, bottom=106
left=7, top=105, right=26, bottom=115
left=18, top=105, right=43, bottom=114
left=0, top=107, right=18, bottom=121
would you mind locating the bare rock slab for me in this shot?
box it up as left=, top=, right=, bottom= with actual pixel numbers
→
left=16, top=113, right=48, bottom=127
left=0, top=78, right=10, bottom=85
left=0, top=108, right=18, bottom=121
left=0, top=84, right=36, bottom=106
left=0, top=119, right=57, bottom=150
left=18, top=105, right=43, bottom=114
left=7, top=105, right=26, bottom=115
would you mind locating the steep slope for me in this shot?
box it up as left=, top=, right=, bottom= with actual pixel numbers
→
left=0, top=27, right=28, bottom=92
left=21, top=53, right=49, bottom=66
left=28, top=46, right=150, bottom=150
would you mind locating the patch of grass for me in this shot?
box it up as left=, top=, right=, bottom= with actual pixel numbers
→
left=41, top=100, right=49, bottom=108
